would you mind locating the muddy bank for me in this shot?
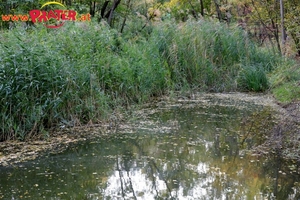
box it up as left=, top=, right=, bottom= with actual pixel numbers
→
left=0, top=125, right=109, bottom=166
left=251, top=101, right=300, bottom=160
left=0, top=92, right=299, bottom=166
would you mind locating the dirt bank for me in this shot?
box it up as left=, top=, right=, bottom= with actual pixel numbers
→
left=0, top=124, right=115, bottom=166
left=252, top=100, right=300, bottom=160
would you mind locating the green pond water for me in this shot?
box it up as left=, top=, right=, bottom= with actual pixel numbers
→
left=1, top=95, right=300, bottom=199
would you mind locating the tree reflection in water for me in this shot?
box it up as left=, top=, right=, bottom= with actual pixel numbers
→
left=1, top=98, right=300, bottom=199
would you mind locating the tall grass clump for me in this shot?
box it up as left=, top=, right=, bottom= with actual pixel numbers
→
left=268, top=58, right=300, bottom=102
left=152, top=19, right=279, bottom=92
left=0, top=22, right=168, bottom=141
left=115, top=40, right=168, bottom=102
left=0, top=23, right=117, bottom=140
left=237, top=64, right=269, bottom=92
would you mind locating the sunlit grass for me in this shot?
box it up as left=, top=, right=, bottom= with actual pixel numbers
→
left=268, top=58, right=300, bottom=103
left=271, top=82, right=300, bottom=103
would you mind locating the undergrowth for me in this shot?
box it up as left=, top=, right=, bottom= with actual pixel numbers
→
left=269, top=58, right=300, bottom=103
left=0, top=19, right=288, bottom=141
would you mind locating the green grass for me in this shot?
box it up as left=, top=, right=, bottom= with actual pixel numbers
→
left=153, top=19, right=278, bottom=92
left=269, top=58, right=300, bottom=103
left=237, top=64, right=269, bottom=92
left=0, top=19, right=293, bottom=141
left=272, top=82, right=300, bottom=103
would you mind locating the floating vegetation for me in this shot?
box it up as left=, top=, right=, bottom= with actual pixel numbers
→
left=0, top=93, right=281, bottom=166
left=1, top=93, right=300, bottom=199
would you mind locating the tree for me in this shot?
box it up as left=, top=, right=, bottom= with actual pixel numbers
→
left=249, top=0, right=282, bottom=53
left=285, top=0, right=300, bottom=56
left=279, top=0, right=286, bottom=45
left=162, top=0, right=212, bottom=21
left=232, top=0, right=299, bottom=56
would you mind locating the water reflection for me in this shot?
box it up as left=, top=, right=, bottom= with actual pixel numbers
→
left=1, top=100, right=300, bottom=199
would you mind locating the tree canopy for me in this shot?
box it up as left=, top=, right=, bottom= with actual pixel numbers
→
left=1, top=0, right=299, bottom=54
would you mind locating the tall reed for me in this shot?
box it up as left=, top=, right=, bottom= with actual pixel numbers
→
left=0, top=19, right=283, bottom=140
left=153, top=19, right=277, bottom=91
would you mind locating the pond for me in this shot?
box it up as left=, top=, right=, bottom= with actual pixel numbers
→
left=1, top=94, right=300, bottom=199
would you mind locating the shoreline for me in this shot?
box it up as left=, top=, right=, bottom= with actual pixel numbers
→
left=0, top=92, right=299, bottom=167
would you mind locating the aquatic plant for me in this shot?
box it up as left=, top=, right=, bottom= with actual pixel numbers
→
left=154, top=19, right=276, bottom=92
left=0, top=19, right=286, bottom=140
left=237, top=64, right=269, bottom=92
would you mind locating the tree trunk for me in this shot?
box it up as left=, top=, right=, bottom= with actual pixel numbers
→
left=199, top=0, right=204, bottom=16
left=90, top=1, right=96, bottom=17
left=107, top=0, right=121, bottom=27
left=188, top=1, right=198, bottom=19
left=120, top=0, right=131, bottom=33
left=280, top=0, right=287, bottom=45
left=271, top=19, right=281, bottom=54
left=213, top=0, right=222, bottom=22
left=101, top=1, right=110, bottom=19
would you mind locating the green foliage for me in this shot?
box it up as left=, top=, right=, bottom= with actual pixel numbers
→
left=0, top=22, right=167, bottom=140
left=237, top=65, right=269, bottom=92
left=0, top=23, right=114, bottom=140
left=271, top=82, right=300, bottom=103
left=162, top=0, right=212, bottom=21
left=285, top=0, right=300, bottom=55
left=269, top=59, right=300, bottom=103
left=154, top=19, right=275, bottom=91
left=0, top=19, right=287, bottom=141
